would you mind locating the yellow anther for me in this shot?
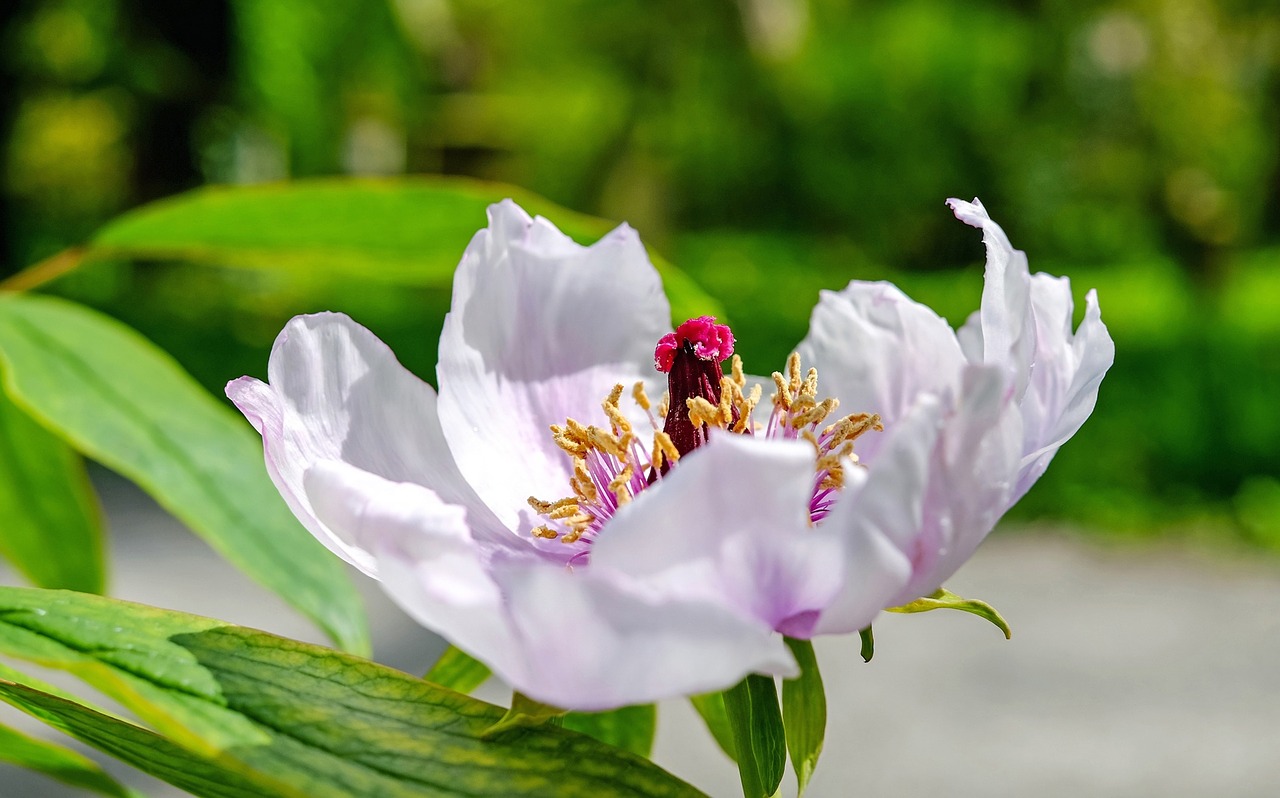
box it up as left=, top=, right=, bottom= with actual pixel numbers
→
left=787, top=352, right=803, bottom=394
left=718, top=377, right=735, bottom=425
left=532, top=525, right=559, bottom=540
left=632, top=381, right=651, bottom=411
left=586, top=425, right=625, bottom=458
left=731, top=354, right=746, bottom=387
left=772, top=371, right=792, bottom=411
left=657, top=392, right=669, bottom=419
left=608, top=465, right=634, bottom=505
left=687, top=396, right=721, bottom=429
left=604, top=383, right=624, bottom=409
left=548, top=503, right=584, bottom=520
left=654, top=430, right=679, bottom=465
left=802, top=367, right=819, bottom=399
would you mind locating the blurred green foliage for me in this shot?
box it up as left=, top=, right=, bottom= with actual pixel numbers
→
left=2, top=0, right=1279, bottom=539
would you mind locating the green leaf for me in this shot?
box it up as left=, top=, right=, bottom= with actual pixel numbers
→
left=563, top=704, right=657, bottom=759
left=424, top=645, right=491, bottom=694
left=780, top=638, right=826, bottom=796
left=0, top=680, right=281, bottom=798
left=859, top=625, right=875, bottom=663
left=0, top=719, right=143, bottom=798
left=0, top=587, right=704, bottom=797
left=887, top=587, right=1012, bottom=638
left=483, top=692, right=567, bottom=737
left=86, top=177, right=725, bottom=324
left=0, top=295, right=368, bottom=655
left=0, top=388, right=105, bottom=593
left=689, top=692, right=736, bottom=762
left=721, top=675, right=785, bottom=798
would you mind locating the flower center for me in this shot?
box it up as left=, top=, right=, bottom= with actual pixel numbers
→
left=527, top=317, right=881, bottom=554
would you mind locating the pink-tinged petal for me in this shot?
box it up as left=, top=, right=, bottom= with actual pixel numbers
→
left=1013, top=280, right=1115, bottom=501
left=493, top=562, right=797, bottom=710
left=947, top=197, right=1036, bottom=402
left=893, top=365, right=1022, bottom=604
left=592, top=433, right=843, bottom=636
left=436, top=201, right=671, bottom=529
left=302, top=461, right=525, bottom=680
left=797, top=281, right=965, bottom=463
left=812, top=397, right=939, bottom=635
left=226, top=313, right=510, bottom=577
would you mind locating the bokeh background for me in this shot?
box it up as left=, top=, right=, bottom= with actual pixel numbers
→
left=2, top=1, right=1280, bottom=795
left=4, top=0, right=1279, bottom=540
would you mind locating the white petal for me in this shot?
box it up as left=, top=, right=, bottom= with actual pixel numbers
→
left=894, top=364, right=1022, bottom=603
left=436, top=201, right=671, bottom=529
left=812, top=396, right=938, bottom=635
left=303, top=461, right=526, bottom=681
left=1014, top=281, right=1115, bottom=501
left=226, top=313, right=509, bottom=576
left=947, top=197, right=1036, bottom=402
left=592, top=432, right=844, bottom=636
left=494, top=561, right=797, bottom=710
left=797, top=281, right=965, bottom=463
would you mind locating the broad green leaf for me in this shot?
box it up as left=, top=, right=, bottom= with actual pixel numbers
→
left=689, top=692, right=736, bottom=762
left=424, top=645, right=491, bottom=694
left=86, top=177, right=725, bottom=324
left=0, top=388, right=105, bottom=593
left=0, top=587, right=704, bottom=797
left=0, top=295, right=368, bottom=655
left=721, top=675, right=785, bottom=798
left=0, top=719, right=143, bottom=798
left=780, top=638, right=826, bottom=796
left=563, top=704, right=657, bottom=759
left=887, top=587, right=1012, bottom=638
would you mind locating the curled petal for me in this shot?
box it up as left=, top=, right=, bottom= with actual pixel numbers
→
left=948, top=196, right=1036, bottom=402
left=797, top=281, right=965, bottom=463
left=895, top=364, right=1022, bottom=604
left=437, top=201, right=670, bottom=529
left=812, top=396, right=938, bottom=635
left=226, top=313, right=507, bottom=576
left=1014, top=280, right=1115, bottom=501
left=592, top=432, right=843, bottom=637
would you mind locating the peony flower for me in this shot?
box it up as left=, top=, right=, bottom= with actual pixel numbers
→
left=227, top=197, right=1112, bottom=710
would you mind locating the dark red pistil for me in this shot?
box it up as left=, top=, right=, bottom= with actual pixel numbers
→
left=652, top=317, right=738, bottom=474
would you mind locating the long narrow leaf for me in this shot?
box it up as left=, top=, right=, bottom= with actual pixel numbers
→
left=0, top=295, right=368, bottom=654
left=424, top=645, right=491, bottom=694
left=781, top=638, right=826, bottom=795
left=0, top=587, right=703, bottom=797
left=0, top=388, right=105, bottom=593
left=721, top=675, right=785, bottom=798
left=0, top=719, right=143, bottom=798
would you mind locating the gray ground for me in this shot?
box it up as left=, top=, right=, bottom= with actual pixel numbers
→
left=3, top=472, right=1279, bottom=797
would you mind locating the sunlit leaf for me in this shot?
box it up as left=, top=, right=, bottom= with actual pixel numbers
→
left=424, top=645, right=491, bottom=694
left=85, top=177, right=725, bottom=324
left=887, top=587, right=1012, bottom=638
left=0, top=388, right=105, bottom=593
left=563, top=704, right=657, bottom=759
left=781, top=638, right=826, bottom=796
left=0, top=587, right=703, bottom=797
left=721, top=675, right=785, bottom=798
left=0, top=295, right=368, bottom=655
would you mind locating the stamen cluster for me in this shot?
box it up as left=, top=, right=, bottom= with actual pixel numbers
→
left=530, top=323, right=882, bottom=551
left=766, top=353, right=882, bottom=522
